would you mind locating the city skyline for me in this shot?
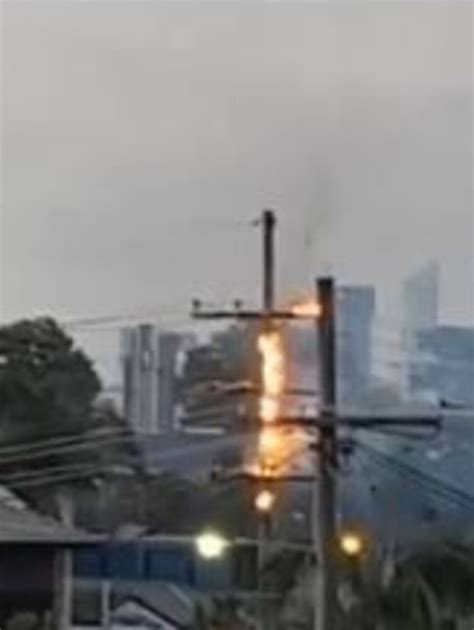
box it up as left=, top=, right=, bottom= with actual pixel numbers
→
left=1, top=2, right=472, bottom=330
left=0, top=6, right=473, bottom=624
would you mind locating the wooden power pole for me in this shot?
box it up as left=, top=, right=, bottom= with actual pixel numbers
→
left=257, top=209, right=276, bottom=630
left=314, top=277, right=338, bottom=630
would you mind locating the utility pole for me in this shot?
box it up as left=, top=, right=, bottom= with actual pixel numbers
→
left=192, top=208, right=295, bottom=630
left=54, top=489, right=74, bottom=630
left=262, top=209, right=276, bottom=314
left=258, top=209, right=276, bottom=630
left=314, top=277, right=338, bottom=630
left=310, top=278, right=439, bottom=629
left=191, top=215, right=442, bottom=630
left=101, top=578, right=112, bottom=630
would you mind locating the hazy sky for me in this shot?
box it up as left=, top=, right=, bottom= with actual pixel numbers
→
left=1, top=0, right=473, bottom=341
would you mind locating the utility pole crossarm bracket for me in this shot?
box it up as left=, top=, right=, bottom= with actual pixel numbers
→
left=191, top=309, right=319, bottom=321
left=340, top=415, right=443, bottom=430
left=211, top=468, right=315, bottom=484
left=238, top=415, right=442, bottom=430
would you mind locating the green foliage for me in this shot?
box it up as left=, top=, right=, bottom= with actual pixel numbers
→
left=374, top=566, right=441, bottom=630
left=344, top=542, right=474, bottom=630
left=90, top=397, right=143, bottom=474
left=411, top=543, right=474, bottom=616
left=263, top=549, right=308, bottom=594
left=262, top=541, right=474, bottom=630
left=0, top=317, right=100, bottom=439
left=0, top=317, right=139, bottom=510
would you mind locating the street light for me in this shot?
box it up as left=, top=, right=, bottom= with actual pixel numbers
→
left=339, top=531, right=364, bottom=557
left=195, top=531, right=229, bottom=560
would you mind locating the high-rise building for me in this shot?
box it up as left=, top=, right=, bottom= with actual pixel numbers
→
left=403, top=261, right=439, bottom=334
left=121, top=325, right=183, bottom=434
left=403, top=262, right=440, bottom=397
left=337, top=286, right=376, bottom=406
left=157, top=333, right=183, bottom=431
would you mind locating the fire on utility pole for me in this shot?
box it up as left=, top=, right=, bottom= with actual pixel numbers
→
left=190, top=211, right=442, bottom=630
left=257, top=209, right=277, bottom=630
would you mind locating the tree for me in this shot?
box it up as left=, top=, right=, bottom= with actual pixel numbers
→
left=0, top=317, right=131, bottom=512
left=342, top=542, right=474, bottom=630
left=402, top=543, right=474, bottom=626
left=90, top=396, right=144, bottom=474
left=259, top=541, right=474, bottom=630
left=0, top=317, right=100, bottom=440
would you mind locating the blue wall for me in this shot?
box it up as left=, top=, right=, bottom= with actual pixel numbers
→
left=73, top=542, right=233, bottom=590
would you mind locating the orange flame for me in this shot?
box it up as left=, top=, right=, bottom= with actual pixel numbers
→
left=258, top=426, right=292, bottom=477
left=249, top=296, right=318, bottom=485
left=257, top=331, right=285, bottom=423
left=254, top=329, right=287, bottom=480
left=290, top=300, right=322, bottom=318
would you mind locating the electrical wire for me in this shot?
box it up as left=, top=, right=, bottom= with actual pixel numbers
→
left=355, top=440, right=474, bottom=511
left=0, top=430, right=254, bottom=485
left=360, top=453, right=474, bottom=519
left=0, top=432, right=136, bottom=466
left=0, top=436, right=139, bottom=471
left=0, top=426, right=129, bottom=457
left=361, top=426, right=441, bottom=442
left=5, top=466, right=112, bottom=490
left=0, top=426, right=308, bottom=490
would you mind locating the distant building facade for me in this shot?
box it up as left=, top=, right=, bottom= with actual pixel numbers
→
left=121, top=325, right=184, bottom=434
left=403, top=261, right=440, bottom=334
left=411, top=325, right=474, bottom=406
left=403, top=262, right=440, bottom=398
left=337, top=285, right=376, bottom=406
left=179, top=324, right=259, bottom=432
left=157, top=333, right=184, bottom=430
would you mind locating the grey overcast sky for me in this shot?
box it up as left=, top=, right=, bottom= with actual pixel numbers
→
left=1, top=1, right=473, bottom=334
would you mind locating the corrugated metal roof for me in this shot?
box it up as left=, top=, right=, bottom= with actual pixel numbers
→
left=0, top=496, right=103, bottom=544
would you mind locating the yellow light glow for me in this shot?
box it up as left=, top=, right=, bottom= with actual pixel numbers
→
left=195, top=531, right=228, bottom=559
left=258, top=331, right=285, bottom=424
left=339, top=532, right=364, bottom=557
left=259, top=427, right=280, bottom=453
left=290, top=300, right=322, bottom=318
left=259, top=397, right=280, bottom=424
left=255, top=489, right=276, bottom=513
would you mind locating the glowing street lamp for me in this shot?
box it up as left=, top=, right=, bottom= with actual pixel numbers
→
left=339, top=531, right=364, bottom=557
left=195, top=531, right=229, bottom=560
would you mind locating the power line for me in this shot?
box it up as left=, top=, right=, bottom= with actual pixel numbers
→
left=356, top=440, right=474, bottom=511
left=0, top=427, right=129, bottom=456
left=0, top=428, right=135, bottom=460
left=362, top=455, right=474, bottom=518
left=5, top=465, right=110, bottom=490
left=0, top=428, right=261, bottom=485
left=0, top=435, right=138, bottom=468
